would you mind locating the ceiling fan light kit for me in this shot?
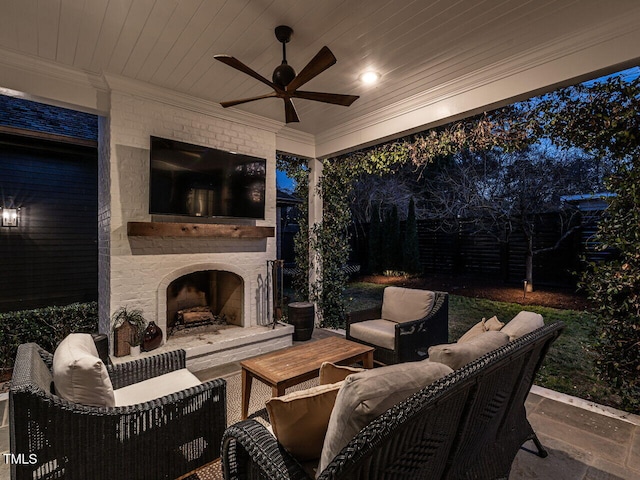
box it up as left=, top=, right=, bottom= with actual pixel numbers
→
left=214, top=25, right=359, bottom=123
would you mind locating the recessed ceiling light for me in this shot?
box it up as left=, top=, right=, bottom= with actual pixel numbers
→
left=359, top=71, right=380, bottom=85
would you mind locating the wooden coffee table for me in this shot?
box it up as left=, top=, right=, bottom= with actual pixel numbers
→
left=240, top=336, right=374, bottom=419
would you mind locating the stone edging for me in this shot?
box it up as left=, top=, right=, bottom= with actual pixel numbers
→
left=530, top=384, right=640, bottom=426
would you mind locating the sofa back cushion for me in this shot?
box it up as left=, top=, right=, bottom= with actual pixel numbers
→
left=501, top=311, right=544, bottom=341
left=266, top=382, right=343, bottom=461
left=318, top=360, right=452, bottom=474
left=428, top=331, right=510, bottom=370
left=381, top=287, right=435, bottom=324
left=52, top=333, right=115, bottom=407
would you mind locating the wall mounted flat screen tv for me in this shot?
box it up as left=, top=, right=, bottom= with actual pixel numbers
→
left=149, top=136, right=266, bottom=220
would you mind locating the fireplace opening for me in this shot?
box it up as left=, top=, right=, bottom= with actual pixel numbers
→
left=166, top=270, right=243, bottom=336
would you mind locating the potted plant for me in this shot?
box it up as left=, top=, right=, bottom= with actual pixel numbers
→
left=112, top=306, right=147, bottom=356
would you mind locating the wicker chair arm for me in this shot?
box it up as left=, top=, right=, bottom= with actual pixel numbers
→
left=222, top=420, right=310, bottom=480
left=108, top=348, right=187, bottom=389
left=12, top=376, right=226, bottom=416
left=346, top=306, right=382, bottom=325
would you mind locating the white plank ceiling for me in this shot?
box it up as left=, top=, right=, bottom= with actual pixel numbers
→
left=1, top=0, right=639, bottom=137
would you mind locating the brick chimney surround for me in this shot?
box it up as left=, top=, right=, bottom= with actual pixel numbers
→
left=99, top=88, right=293, bottom=369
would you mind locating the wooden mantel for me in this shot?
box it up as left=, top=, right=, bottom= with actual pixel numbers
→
left=127, top=221, right=275, bottom=238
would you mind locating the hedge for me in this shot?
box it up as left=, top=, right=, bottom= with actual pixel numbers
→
left=0, top=302, right=98, bottom=372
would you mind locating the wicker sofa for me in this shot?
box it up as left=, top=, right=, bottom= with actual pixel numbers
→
left=346, top=287, right=449, bottom=364
left=9, top=342, right=227, bottom=480
left=221, top=321, right=564, bottom=480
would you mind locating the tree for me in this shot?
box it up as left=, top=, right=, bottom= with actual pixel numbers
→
left=382, top=205, right=401, bottom=271
left=359, top=143, right=602, bottom=290
left=367, top=203, right=382, bottom=274
left=402, top=198, right=421, bottom=274
left=529, top=73, right=640, bottom=413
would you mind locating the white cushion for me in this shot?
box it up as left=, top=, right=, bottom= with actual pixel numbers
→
left=114, top=369, right=201, bottom=406
left=381, top=287, right=435, bottom=324
left=349, top=319, right=396, bottom=350
left=318, top=360, right=452, bottom=474
left=428, top=331, right=510, bottom=370
left=53, top=333, right=115, bottom=407
left=501, top=311, right=544, bottom=341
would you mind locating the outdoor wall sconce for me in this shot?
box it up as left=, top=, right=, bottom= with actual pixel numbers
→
left=1, top=208, right=19, bottom=227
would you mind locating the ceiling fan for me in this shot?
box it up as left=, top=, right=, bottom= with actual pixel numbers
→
left=214, top=25, right=359, bottom=123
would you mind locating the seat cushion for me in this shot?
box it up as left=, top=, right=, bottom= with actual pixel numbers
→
left=381, top=287, right=435, bottom=324
left=266, top=382, right=343, bottom=461
left=458, top=316, right=504, bottom=343
left=349, top=319, right=396, bottom=350
left=53, top=333, right=115, bottom=407
left=319, top=362, right=365, bottom=385
left=428, top=331, right=510, bottom=370
left=501, top=311, right=544, bottom=341
left=318, top=360, right=453, bottom=474
left=113, top=369, right=201, bottom=406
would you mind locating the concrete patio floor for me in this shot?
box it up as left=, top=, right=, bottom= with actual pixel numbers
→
left=1, top=330, right=638, bottom=479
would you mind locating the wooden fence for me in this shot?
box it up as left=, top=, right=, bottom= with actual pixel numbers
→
left=349, top=211, right=603, bottom=288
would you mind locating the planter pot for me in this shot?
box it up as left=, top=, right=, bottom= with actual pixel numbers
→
left=288, top=302, right=315, bottom=341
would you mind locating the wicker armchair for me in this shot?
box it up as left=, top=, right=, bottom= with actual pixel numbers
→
left=346, top=288, right=449, bottom=364
left=9, top=343, right=226, bottom=480
left=221, top=322, right=564, bottom=480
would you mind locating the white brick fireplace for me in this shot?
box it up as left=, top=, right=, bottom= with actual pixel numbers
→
left=98, top=81, right=293, bottom=366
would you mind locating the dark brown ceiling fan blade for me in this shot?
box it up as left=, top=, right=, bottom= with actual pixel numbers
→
left=292, top=90, right=359, bottom=106
left=220, top=93, right=277, bottom=108
left=283, top=98, right=299, bottom=123
left=286, top=46, right=336, bottom=92
left=214, top=54, right=283, bottom=92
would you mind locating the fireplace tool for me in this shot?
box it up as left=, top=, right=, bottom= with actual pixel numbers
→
left=267, top=260, right=285, bottom=329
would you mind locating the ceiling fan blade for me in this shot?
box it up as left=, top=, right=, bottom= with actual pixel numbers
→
left=214, top=54, right=283, bottom=92
left=283, top=98, right=299, bottom=123
left=292, top=90, right=359, bottom=106
left=220, top=92, right=277, bottom=108
left=286, top=46, right=336, bottom=92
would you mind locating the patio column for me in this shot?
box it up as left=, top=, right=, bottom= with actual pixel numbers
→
left=308, top=157, right=323, bottom=325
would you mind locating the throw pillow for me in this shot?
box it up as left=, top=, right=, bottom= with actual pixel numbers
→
left=319, top=362, right=365, bottom=385
left=428, top=331, right=510, bottom=370
left=266, top=382, right=343, bottom=461
left=52, top=333, right=115, bottom=407
left=458, top=316, right=505, bottom=343
left=457, top=320, right=486, bottom=343
left=501, top=311, right=544, bottom=341
left=484, top=315, right=505, bottom=331
left=318, top=360, right=452, bottom=474
left=381, top=287, right=435, bottom=324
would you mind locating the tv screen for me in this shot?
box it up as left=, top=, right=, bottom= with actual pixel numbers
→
left=149, top=136, right=266, bottom=220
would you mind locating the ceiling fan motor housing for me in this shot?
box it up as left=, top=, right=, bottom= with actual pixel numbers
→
left=273, top=63, right=296, bottom=88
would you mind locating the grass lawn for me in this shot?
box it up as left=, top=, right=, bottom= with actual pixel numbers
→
left=342, top=282, right=617, bottom=410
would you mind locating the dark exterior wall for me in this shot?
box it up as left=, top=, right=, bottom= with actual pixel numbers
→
left=0, top=134, right=98, bottom=312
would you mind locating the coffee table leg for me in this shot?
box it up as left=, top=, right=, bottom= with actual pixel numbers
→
left=274, top=384, right=286, bottom=397
left=363, top=351, right=374, bottom=369
left=241, top=368, right=253, bottom=420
